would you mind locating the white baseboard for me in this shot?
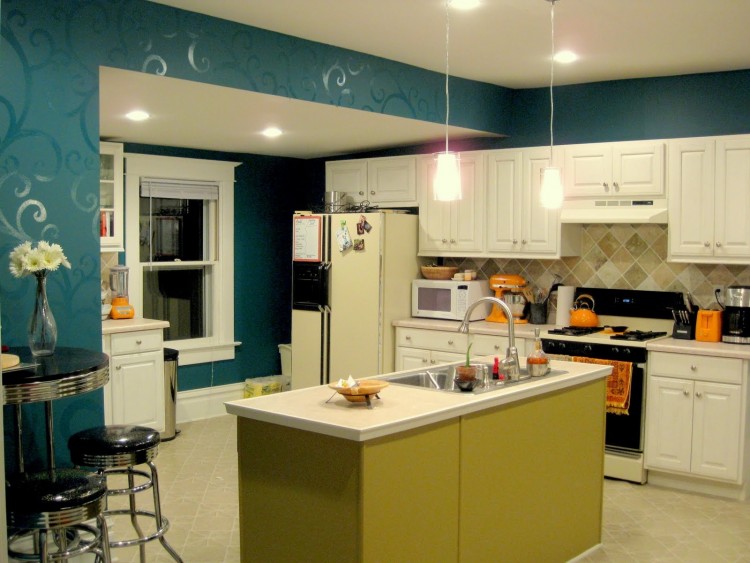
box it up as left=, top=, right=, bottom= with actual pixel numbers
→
left=176, top=383, right=244, bottom=424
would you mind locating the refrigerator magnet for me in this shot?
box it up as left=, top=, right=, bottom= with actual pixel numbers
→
left=353, top=239, right=365, bottom=251
left=336, top=220, right=353, bottom=252
left=358, top=215, right=372, bottom=234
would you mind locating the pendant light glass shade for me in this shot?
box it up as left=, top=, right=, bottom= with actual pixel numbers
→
left=540, top=166, right=564, bottom=209
left=433, top=0, right=462, bottom=201
left=434, top=152, right=462, bottom=201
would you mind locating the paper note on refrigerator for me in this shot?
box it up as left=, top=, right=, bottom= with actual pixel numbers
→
left=293, top=215, right=322, bottom=261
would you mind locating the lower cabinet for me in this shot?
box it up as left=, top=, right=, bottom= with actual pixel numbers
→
left=395, top=327, right=524, bottom=371
left=102, top=328, right=165, bottom=432
left=645, top=352, right=747, bottom=486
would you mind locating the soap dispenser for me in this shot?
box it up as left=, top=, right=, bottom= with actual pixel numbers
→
left=526, top=327, right=550, bottom=377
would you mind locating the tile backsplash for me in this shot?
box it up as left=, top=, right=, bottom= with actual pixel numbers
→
left=446, top=224, right=750, bottom=309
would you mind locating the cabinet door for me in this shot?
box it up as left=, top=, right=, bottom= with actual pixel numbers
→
left=449, top=152, right=484, bottom=254
left=690, top=381, right=742, bottom=481
left=612, top=141, right=664, bottom=197
left=714, top=136, right=750, bottom=259
left=100, top=142, right=124, bottom=251
left=418, top=156, right=452, bottom=253
left=520, top=147, right=559, bottom=256
left=430, top=350, right=464, bottom=366
left=395, top=347, right=430, bottom=371
left=563, top=143, right=612, bottom=197
left=111, top=350, right=165, bottom=431
left=326, top=160, right=368, bottom=203
left=367, top=156, right=416, bottom=205
left=485, top=150, right=522, bottom=253
left=645, top=376, right=693, bottom=473
left=668, top=138, right=715, bottom=259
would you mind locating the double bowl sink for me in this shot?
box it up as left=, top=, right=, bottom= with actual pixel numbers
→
left=380, top=362, right=567, bottom=395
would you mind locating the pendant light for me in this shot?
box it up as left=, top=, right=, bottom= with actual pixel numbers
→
left=540, top=0, right=564, bottom=209
left=433, top=0, right=462, bottom=201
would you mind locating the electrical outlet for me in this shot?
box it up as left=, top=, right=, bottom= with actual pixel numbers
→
left=713, top=285, right=724, bottom=299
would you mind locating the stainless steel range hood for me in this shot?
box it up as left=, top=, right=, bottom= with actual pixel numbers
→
left=560, top=199, right=668, bottom=224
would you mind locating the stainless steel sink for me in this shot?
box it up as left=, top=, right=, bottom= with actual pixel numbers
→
left=381, top=364, right=567, bottom=394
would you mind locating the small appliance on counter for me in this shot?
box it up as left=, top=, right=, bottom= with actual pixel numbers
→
left=695, top=309, right=722, bottom=342
left=411, top=279, right=491, bottom=321
left=109, top=264, right=135, bottom=319
left=721, top=286, right=750, bottom=344
left=487, top=274, right=528, bottom=324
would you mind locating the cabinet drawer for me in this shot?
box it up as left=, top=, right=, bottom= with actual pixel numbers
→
left=649, top=352, right=743, bottom=384
left=397, top=328, right=468, bottom=354
left=471, top=333, right=508, bottom=356
left=110, top=330, right=163, bottom=356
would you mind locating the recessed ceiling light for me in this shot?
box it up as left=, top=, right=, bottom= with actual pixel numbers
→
left=554, top=50, right=578, bottom=64
left=262, top=127, right=283, bottom=138
left=450, top=0, right=480, bottom=10
left=125, top=110, right=150, bottom=121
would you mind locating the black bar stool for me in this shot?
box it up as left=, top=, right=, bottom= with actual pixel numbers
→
left=68, top=425, right=183, bottom=562
left=6, top=468, right=111, bottom=561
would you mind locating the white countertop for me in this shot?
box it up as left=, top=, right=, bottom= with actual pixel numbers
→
left=393, top=317, right=553, bottom=339
left=647, top=337, right=750, bottom=359
left=224, top=359, right=610, bottom=442
left=102, top=318, right=169, bottom=335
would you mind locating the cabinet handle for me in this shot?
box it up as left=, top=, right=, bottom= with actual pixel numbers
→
left=116, top=365, right=122, bottom=371
left=430, top=359, right=436, bottom=365
left=512, top=239, right=518, bottom=244
left=683, top=389, right=689, bottom=396
left=521, top=239, right=527, bottom=245
left=442, top=238, right=448, bottom=243
left=423, top=358, right=429, bottom=364
left=494, top=345, right=500, bottom=350
left=359, top=190, right=365, bottom=196
left=135, top=339, right=142, bottom=345
left=704, top=242, right=711, bottom=247
left=613, top=182, right=620, bottom=192
left=695, top=391, right=703, bottom=398
left=690, top=364, right=697, bottom=371
left=405, top=335, right=412, bottom=340
left=370, top=190, right=376, bottom=195
left=603, top=182, right=609, bottom=191
left=450, top=239, right=456, bottom=244
left=448, top=339, right=454, bottom=345
left=715, top=241, right=722, bottom=248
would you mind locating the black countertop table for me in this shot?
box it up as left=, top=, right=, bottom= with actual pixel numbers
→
left=3, top=347, right=109, bottom=471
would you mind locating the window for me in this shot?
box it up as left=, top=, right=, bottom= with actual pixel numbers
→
left=125, top=154, right=238, bottom=365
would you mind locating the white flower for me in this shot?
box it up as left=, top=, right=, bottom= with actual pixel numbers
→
left=8, top=241, right=71, bottom=278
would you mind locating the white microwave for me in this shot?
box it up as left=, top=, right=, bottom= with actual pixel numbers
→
left=411, top=279, right=492, bottom=321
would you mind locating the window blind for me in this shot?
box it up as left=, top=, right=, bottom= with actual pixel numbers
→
left=140, top=177, right=219, bottom=200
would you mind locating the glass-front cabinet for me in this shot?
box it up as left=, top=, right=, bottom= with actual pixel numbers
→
left=100, top=141, right=124, bottom=251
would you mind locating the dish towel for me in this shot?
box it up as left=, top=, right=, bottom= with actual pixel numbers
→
left=571, top=357, right=633, bottom=416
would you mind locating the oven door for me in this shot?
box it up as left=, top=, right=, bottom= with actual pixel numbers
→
left=604, top=361, right=645, bottom=454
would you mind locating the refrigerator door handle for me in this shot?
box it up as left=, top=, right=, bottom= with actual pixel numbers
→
left=319, top=305, right=332, bottom=386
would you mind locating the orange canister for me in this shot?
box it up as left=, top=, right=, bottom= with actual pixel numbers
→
left=695, top=310, right=722, bottom=342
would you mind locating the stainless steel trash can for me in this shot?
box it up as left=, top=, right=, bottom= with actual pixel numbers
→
left=162, top=348, right=179, bottom=441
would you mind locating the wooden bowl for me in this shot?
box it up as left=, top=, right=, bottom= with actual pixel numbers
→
left=329, top=380, right=389, bottom=402
left=421, top=266, right=459, bottom=280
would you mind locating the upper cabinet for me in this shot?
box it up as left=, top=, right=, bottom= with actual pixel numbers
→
left=486, top=147, right=577, bottom=258
left=668, top=135, right=750, bottom=263
left=100, top=141, right=124, bottom=251
left=563, top=141, right=665, bottom=198
left=325, top=155, right=417, bottom=207
left=417, top=152, right=485, bottom=256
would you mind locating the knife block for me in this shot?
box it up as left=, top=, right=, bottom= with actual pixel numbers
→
left=672, top=312, right=696, bottom=340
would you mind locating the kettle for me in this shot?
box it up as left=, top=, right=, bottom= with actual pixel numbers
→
left=570, top=294, right=599, bottom=327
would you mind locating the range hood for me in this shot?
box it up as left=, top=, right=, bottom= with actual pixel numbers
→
left=560, top=198, right=668, bottom=224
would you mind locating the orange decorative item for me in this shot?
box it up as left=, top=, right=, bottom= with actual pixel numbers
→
left=486, top=274, right=528, bottom=324
left=109, top=265, right=135, bottom=319
left=695, top=309, right=722, bottom=342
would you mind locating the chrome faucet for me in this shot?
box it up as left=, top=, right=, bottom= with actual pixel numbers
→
left=458, top=297, right=520, bottom=382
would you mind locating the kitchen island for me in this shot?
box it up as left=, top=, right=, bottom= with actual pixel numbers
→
left=225, top=359, right=611, bottom=562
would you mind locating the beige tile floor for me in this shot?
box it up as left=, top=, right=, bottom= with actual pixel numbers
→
left=107, top=415, right=750, bottom=563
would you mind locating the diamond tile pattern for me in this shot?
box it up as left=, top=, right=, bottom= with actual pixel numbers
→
left=108, top=415, right=750, bottom=562
left=447, top=224, right=750, bottom=309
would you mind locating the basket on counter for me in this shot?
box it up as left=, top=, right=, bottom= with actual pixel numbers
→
left=420, top=266, right=458, bottom=280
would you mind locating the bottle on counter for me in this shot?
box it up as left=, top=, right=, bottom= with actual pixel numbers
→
left=526, top=328, right=550, bottom=377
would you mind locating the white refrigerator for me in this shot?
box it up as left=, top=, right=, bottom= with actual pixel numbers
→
left=290, top=212, right=419, bottom=389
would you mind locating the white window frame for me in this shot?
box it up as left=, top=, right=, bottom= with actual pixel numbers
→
left=124, top=153, right=238, bottom=365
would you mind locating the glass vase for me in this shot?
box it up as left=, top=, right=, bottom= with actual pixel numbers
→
left=28, top=271, right=57, bottom=356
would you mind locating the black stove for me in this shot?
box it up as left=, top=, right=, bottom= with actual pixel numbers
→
left=611, top=330, right=668, bottom=342
left=547, top=326, right=603, bottom=336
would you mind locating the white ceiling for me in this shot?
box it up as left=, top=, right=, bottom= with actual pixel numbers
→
left=100, top=0, right=750, bottom=158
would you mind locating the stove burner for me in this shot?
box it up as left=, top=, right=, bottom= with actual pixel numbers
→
left=547, top=326, right=603, bottom=336
left=610, top=330, right=667, bottom=342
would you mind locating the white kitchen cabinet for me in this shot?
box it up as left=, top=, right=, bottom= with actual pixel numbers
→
left=325, top=156, right=416, bottom=207
left=563, top=140, right=664, bottom=198
left=646, top=352, right=745, bottom=484
left=102, top=328, right=165, bottom=432
left=418, top=152, right=484, bottom=256
left=395, top=327, right=523, bottom=371
left=668, top=135, right=750, bottom=263
left=485, top=147, right=578, bottom=258
left=100, top=141, right=124, bottom=251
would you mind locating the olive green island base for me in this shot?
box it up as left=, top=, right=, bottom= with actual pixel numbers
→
left=234, top=377, right=606, bottom=562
